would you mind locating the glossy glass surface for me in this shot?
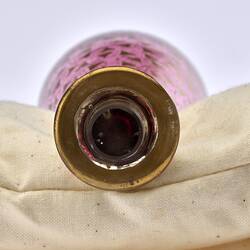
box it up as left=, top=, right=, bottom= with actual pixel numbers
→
left=39, top=32, right=206, bottom=111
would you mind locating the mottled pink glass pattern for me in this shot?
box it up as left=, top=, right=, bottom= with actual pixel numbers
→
left=39, top=32, right=206, bottom=111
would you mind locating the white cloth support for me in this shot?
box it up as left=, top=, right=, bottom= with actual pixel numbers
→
left=0, top=84, right=249, bottom=250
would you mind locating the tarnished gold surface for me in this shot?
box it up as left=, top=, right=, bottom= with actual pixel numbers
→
left=54, top=67, right=180, bottom=191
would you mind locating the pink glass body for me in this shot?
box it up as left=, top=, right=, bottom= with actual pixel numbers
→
left=39, top=32, right=206, bottom=111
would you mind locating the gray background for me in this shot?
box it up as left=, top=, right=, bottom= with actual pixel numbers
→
left=0, top=0, right=249, bottom=106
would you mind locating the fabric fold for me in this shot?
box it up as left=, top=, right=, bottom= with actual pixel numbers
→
left=0, top=84, right=249, bottom=249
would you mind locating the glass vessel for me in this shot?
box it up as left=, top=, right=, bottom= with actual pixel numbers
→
left=39, top=32, right=206, bottom=190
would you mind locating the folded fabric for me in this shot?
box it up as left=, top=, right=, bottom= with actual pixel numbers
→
left=0, top=84, right=249, bottom=250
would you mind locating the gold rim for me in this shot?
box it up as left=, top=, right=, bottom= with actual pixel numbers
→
left=54, top=67, right=180, bottom=191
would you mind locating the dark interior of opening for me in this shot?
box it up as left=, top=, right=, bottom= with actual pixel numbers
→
left=91, top=108, right=140, bottom=157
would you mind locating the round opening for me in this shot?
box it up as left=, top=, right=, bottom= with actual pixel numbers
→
left=92, top=108, right=141, bottom=157
left=75, top=89, right=158, bottom=169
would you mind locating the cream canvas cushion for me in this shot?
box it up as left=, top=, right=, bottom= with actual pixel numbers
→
left=0, top=84, right=249, bottom=250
